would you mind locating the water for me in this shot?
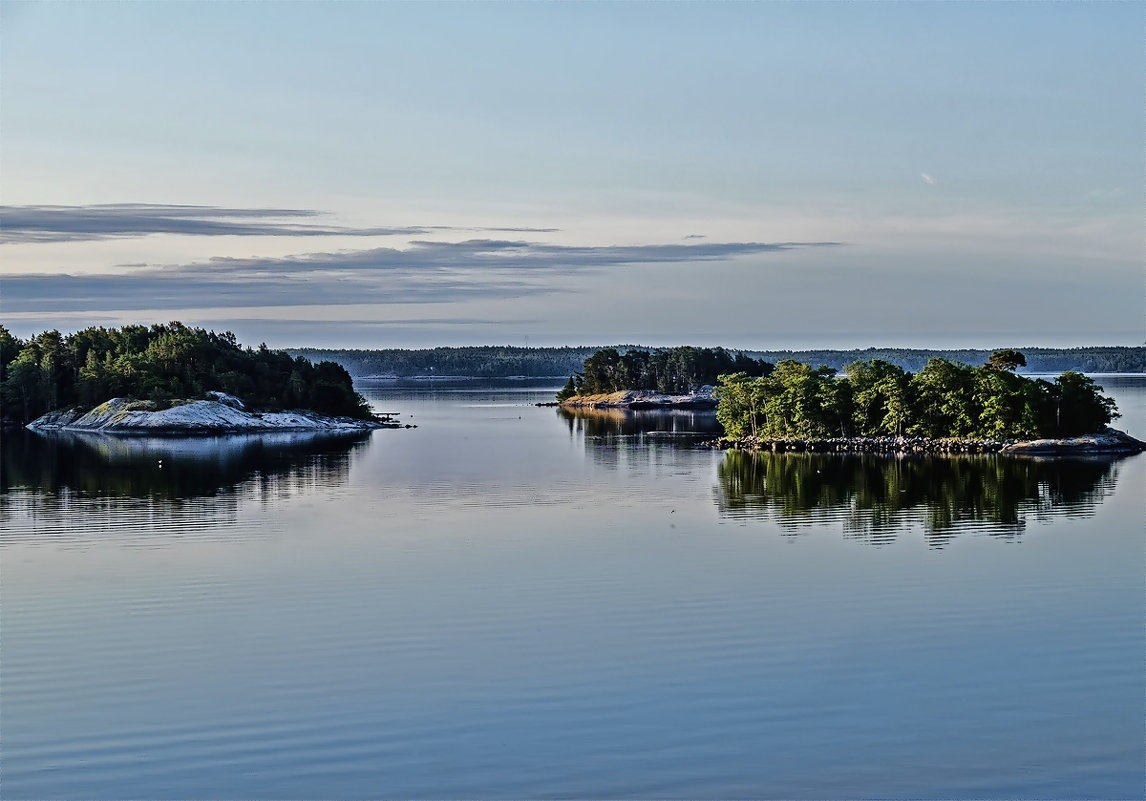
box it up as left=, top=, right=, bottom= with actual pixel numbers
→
left=2, top=376, right=1143, bottom=799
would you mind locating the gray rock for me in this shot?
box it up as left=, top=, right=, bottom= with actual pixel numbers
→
left=27, top=397, right=391, bottom=435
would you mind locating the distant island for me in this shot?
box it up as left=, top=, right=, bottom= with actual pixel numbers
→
left=556, top=347, right=1144, bottom=455
left=1, top=323, right=389, bottom=433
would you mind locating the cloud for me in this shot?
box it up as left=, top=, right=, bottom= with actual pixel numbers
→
left=154, top=238, right=838, bottom=280
left=220, top=316, right=546, bottom=330
left=0, top=272, right=554, bottom=312
left=920, top=173, right=938, bottom=186
left=452, top=227, right=561, bottom=234
left=0, top=204, right=561, bottom=244
left=0, top=237, right=839, bottom=313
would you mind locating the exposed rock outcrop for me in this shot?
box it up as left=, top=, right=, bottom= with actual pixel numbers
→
left=559, top=386, right=718, bottom=410
left=999, top=427, right=1145, bottom=455
left=27, top=397, right=399, bottom=434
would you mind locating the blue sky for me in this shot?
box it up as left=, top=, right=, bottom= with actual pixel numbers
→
left=1, top=2, right=1142, bottom=349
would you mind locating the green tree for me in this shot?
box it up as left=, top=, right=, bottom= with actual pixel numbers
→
left=579, top=348, right=625, bottom=394
left=3, top=348, right=45, bottom=422
left=715, top=373, right=759, bottom=439
left=908, top=358, right=977, bottom=438
left=844, top=359, right=912, bottom=437
left=985, top=349, right=1027, bottom=372
left=555, top=376, right=578, bottom=402
left=1051, top=372, right=1118, bottom=435
left=972, top=366, right=1045, bottom=439
left=759, top=360, right=843, bottom=438
left=0, top=325, right=23, bottom=385
left=78, top=349, right=109, bottom=406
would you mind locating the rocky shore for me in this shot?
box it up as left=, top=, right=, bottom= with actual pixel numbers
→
left=712, top=427, right=1145, bottom=456
left=27, top=392, right=406, bottom=435
left=556, top=387, right=718, bottom=410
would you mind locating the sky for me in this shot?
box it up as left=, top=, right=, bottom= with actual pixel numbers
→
left=1, top=1, right=1142, bottom=350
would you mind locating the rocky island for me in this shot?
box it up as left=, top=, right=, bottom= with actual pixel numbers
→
left=2, top=323, right=402, bottom=435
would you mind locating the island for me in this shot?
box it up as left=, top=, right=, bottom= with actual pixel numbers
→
left=2, top=323, right=404, bottom=434
left=556, top=347, right=1145, bottom=456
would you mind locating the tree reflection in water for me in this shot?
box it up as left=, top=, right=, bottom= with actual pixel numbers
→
left=558, top=406, right=724, bottom=474
left=559, top=406, right=723, bottom=438
left=715, top=450, right=1122, bottom=546
left=1, top=429, right=371, bottom=541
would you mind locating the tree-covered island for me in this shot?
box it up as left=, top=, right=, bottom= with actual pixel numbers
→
left=1, top=323, right=383, bottom=432
left=558, top=347, right=1143, bottom=455
left=555, top=346, right=773, bottom=401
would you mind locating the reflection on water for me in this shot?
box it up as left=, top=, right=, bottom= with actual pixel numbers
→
left=2, top=429, right=371, bottom=498
left=558, top=407, right=723, bottom=474
left=2, top=377, right=1143, bottom=800
left=558, top=406, right=721, bottom=468
left=716, top=450, right=1123, bottom=545
left=1, top=429, right=371, bottom=542
left=558, top=406, right=722, bottom=441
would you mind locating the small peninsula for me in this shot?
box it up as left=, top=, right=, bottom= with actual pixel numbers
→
left=3, top=323, right=400, bottom=434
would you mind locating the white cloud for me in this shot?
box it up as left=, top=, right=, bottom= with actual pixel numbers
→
left=920, top=173, right=938, bottom=186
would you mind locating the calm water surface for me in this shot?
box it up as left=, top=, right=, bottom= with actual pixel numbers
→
left=2, top=376, right=1143, bottom=799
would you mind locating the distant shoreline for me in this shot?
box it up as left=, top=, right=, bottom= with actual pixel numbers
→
left=290, top=345, right=1146, bottom=379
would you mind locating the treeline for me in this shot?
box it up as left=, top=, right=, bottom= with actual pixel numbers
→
left=290, top=345, right=1144, bottom=378
left=1, top=323, right=372, bottom=425
left=716, top=355, right=1119, bottom=441
left=289, top=346, right=598, bottom=378
left=741, top=346, right=1145, bottom=374
left=558, top=346, right=773, bottom=398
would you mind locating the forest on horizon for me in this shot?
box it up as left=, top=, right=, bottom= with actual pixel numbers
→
left=290, top=344, right=1145, bottom=379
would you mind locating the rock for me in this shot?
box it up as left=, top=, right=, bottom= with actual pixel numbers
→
left=559, top=387, right=718, bottom=410
left=205, top=391, right=246, bottom=410
left=27, top=397, right=395, bottom=434
left=1000, top=427, right=1146, bottom=456
left=23, top=406, right=90, bottom=429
